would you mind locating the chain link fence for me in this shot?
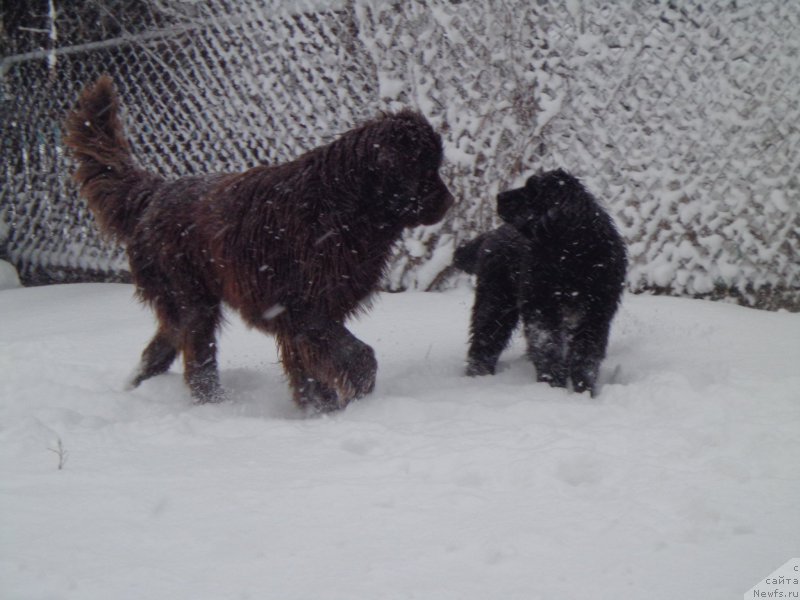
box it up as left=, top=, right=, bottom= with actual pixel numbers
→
left=2, top=0, right=798, bottom=309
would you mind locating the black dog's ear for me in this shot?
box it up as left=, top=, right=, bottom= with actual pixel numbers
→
left=522, top=176, right=541, bottom=203
left=527, top=170, right=578, bottom=208
left=525, top=173, right=542, bottom=188
left=496, top=186, right=527, bottom=228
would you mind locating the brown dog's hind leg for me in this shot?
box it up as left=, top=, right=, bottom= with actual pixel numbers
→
left=180, top=302, right=225, bottom=403
left=128, top=327, right=178, bottom=389
left=127, top=290, right=181, bottom=390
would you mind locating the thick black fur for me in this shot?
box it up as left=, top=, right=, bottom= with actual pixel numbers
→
left=454, top=169, right=627, bottom=396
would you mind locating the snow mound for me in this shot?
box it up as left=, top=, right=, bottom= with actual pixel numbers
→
left=0, top=259, right=21, bottom=290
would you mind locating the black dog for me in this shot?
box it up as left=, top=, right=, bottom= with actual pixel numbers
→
left=454, top=169, right=626, bottom=396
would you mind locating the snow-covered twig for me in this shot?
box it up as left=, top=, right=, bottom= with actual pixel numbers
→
left=48, top=437, right=69, bottom=471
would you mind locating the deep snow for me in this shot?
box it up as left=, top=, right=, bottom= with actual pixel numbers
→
left=1, top=283, right=798, bottom=599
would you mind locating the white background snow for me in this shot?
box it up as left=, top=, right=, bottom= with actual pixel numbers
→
left=1, top=273, right=798, bottom=599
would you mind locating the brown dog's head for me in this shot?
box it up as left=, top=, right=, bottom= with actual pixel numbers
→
left=371, top=110, right=454, bottom=227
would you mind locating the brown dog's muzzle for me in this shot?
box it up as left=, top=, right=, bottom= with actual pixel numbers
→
left=418, top=182, right=455, bottom=226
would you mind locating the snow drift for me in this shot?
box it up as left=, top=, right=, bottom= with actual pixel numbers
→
left=1, top=282, right=798, bottom=599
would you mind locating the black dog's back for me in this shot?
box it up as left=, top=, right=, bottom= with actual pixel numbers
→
left=524, top=171, right=627, bottom=313
left=452, top=225, right=526, bottom=275
left=454, top=169, right=626, bottom=395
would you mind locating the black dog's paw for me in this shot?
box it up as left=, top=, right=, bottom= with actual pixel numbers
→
left=571, top=366, right=599, bottom=397
left=536, top=370, right=568, bottom=390
left=572, top=379, right=597, bottom=398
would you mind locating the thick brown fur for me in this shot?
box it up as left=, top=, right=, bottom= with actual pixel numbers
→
left=63, top=76, right=454, bottom=410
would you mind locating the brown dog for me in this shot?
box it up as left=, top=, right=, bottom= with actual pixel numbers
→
left=63, top=76, right=453, bottom=411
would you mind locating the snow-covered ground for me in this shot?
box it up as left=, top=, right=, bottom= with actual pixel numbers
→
left=1, top=282, right=798, bottom=599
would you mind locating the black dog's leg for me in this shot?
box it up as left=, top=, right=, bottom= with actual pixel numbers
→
left=466, top=273, right=519, bottom=376
left=568, top=318, right=612, bottom=397
left=523, top=313, right=568, bottom=388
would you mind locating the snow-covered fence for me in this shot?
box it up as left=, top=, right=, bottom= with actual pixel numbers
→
left=2, top=0, right=798, bottom=310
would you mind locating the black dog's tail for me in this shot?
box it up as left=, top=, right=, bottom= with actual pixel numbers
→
left=452, top=233, right=488, bottom=274
left=63, top=76, right=161, bottom=242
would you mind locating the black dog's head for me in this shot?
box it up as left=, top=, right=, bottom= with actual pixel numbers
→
left=370, top=110, right=454, bottom=227
left=496, top=169, right=579, bottom=235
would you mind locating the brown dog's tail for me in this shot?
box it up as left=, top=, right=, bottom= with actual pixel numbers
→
left=63, top=76, right=160, bottom=242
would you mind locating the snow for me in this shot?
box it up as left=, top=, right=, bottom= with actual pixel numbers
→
left=1, top=283, right=799, bottom=599
left=0, top=260, right=21, bottom=290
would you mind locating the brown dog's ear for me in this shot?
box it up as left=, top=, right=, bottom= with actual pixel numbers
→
left=374, top=141, right=402, bottom=173
left=375, top=111, right=443, bottom=171
left=375, top=124, right=412, bottom=173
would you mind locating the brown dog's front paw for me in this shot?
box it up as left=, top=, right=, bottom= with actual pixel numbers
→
left=348, top=343, right=378, bottom=398
left=332, top=340, right=377, bottom=406
left=295, top=377, right=341, bottom=413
